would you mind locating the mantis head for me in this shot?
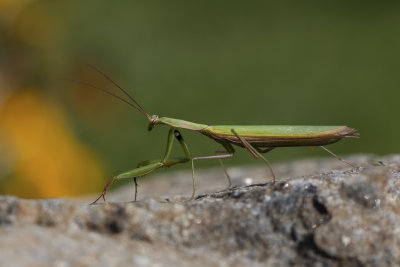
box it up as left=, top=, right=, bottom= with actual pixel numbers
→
left=148, top=115, right=159, bottom=131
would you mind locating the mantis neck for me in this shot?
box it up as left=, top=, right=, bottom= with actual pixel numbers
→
left=158, top=117, right=208, bottom=131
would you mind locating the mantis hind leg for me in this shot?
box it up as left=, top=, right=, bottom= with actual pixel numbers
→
left=320, top=146, right=356, bottom=168
left=256, top=147, right=275, bottom=153
left=231, top=129, right=276, bottom=183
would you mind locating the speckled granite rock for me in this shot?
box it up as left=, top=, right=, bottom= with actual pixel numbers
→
left=0, top=155, right=399, bottom=267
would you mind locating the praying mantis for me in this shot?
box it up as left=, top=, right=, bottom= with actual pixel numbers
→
left=72, top=67, right=359, bottom=204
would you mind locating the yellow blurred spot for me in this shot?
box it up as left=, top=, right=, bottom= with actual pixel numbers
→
left=0, top=90, right=105, bottom=198
left=0, top=0, right=32, bottom=9
left=0, top=0, right=34, bottom=24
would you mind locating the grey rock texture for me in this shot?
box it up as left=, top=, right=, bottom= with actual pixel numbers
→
left=0, top=154, right=399, bottom=266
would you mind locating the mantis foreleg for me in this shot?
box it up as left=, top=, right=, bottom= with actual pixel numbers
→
left=90, top=128, right=190, bottom=204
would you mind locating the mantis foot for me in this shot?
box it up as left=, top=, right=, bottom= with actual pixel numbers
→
left=90, top=177, right=116, bottom=205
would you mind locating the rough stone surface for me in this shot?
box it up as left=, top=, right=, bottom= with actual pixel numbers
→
left=0, top=154, right=399, bottom=266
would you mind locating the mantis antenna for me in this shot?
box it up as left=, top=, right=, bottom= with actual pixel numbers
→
left=86, top=64, right=151, bottom=120
left=65, top=66, right=151, bottom=120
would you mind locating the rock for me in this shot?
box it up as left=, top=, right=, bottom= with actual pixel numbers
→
left=0, top=154, right=399, bottom=266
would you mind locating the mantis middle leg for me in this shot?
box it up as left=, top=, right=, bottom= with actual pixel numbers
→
left=190, top=140, right=235, bottom=199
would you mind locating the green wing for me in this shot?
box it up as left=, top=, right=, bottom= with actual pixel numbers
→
left=204, top=125, right=357, bottom=147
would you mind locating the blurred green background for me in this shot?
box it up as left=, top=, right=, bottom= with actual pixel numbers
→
left=0, top=0, right=398, bottom=198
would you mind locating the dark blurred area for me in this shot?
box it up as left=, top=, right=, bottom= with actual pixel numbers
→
left=0, top=0, right=399, bottom=198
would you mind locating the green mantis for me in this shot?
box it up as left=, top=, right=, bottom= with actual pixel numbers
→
left=73, top=68, right=359, bottom=204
